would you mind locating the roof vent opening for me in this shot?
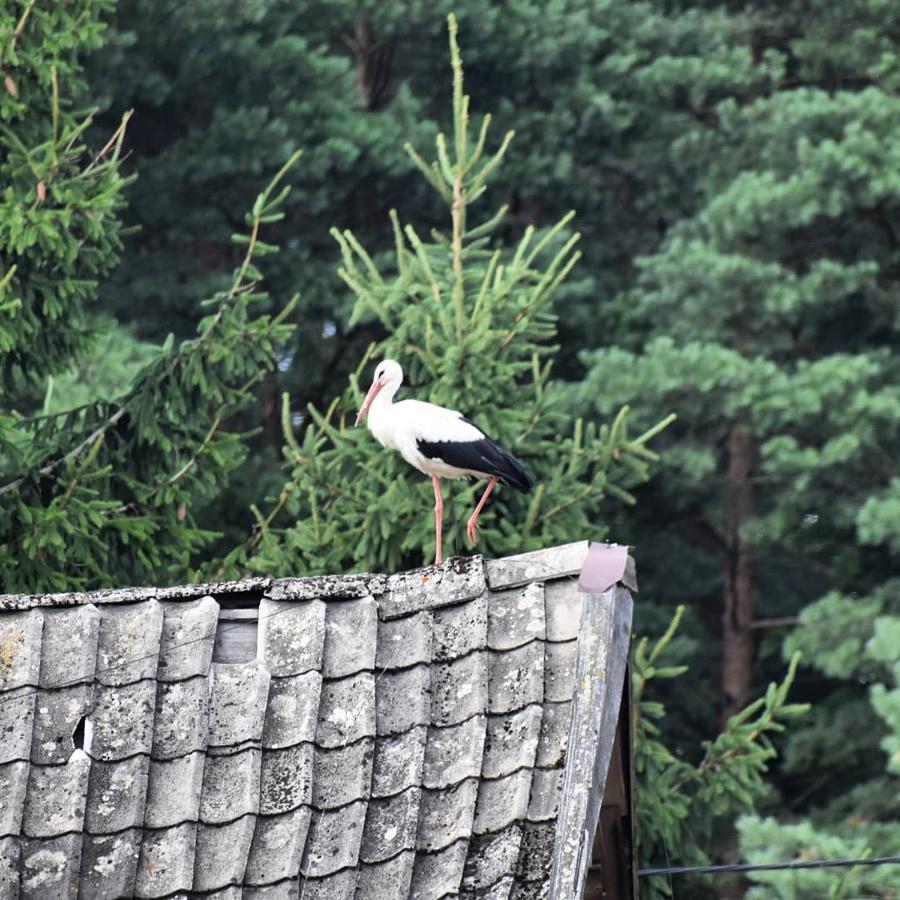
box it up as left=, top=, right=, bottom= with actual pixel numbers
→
left=213, top=605, right=259, bottom=664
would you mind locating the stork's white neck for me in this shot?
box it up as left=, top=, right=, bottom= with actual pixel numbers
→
left=367, top=379, right=401, bottom=448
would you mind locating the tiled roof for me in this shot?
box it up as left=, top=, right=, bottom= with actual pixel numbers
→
left=0, top=541, right=634, bottom=899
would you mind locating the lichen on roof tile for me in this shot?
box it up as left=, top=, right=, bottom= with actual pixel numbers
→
left=207, top=662, right=270, bottom=748
left=371, top=726, right=426, bottom=799
left=360, top=785, right=421, bottom=863
left=432, top=592, right=488, bottom=661
left=151, top=676, right=209, bottom=759
left=199, top=747, right=261, bottom=824
left=144, top=753, right=203, bottom=829
left=382, top=556, right=486, bottom=620
left=484, top=542, right=588, bottom=590
left=37, top=605, right=98, bottom=688
left=80, top=828, right=141, bottom=899
left=375, top=611, right=433, bottom=670
left=487, top=584, right=545, bottom=652
left=430, top=652, right=487, bottom=727
left=422, top=716, right=486, bottom=791
left=30, top=682, right=93, bottom=764
left=473, top=769, right=532, bottom=835
left=376, top=664, right=431, bottom=736
left=482, top=705, right=542, bottom=779
left=301, top=800, right=367, bottom=878
left=262, top=671, right=322, bottom=750
left=409, top=839, right=468, bottom=900
left=86, top=755, right=150, bottom=834
left=86, top=680, right=156, bottom=761
left=0, top=762, right=27, bottom=838
left=0, top=609, right=42, bottom=691
left=462, top=826, right=522, bottom=893
left=488, top=643, right=544, bottom=715
left=258, top=743, right=313, bottom=815
left=315, top=672, right=375, bottom=748
left=356, top=850, right=415, bottom=900
left=134, top=821, right=197, bottom=897
left=417, top=779, right=478, bottom=853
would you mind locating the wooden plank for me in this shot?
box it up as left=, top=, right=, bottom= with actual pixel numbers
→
left=547, top=583, right=633, bottom=899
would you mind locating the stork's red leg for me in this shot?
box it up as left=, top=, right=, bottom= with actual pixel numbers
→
left=432, top=475, right=444, bottom=565
left=467, top=476, right=499, bottom=546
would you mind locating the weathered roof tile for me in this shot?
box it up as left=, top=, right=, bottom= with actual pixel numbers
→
left=144, top=753, right=203, bottom=829
left=430, top=652, right=487, bottom=726
left=0, top=761, right=27, bottom=838
left=433, top=592, right=488, bottom=661
left=20, top=832, right=82, bottom=900
left=542, top=642, right=577, bottom=703
left=422, top=716, right=486, bottom=791
left=371, top=727, right=426, bottom=798
left=376, top=664, right=431, bottom=736
left=375, top=611, right=433, bottom=670
left=0, top=609, right=42, bottom=692
left=151, top=676, right=209, bottom=759
left=473, top=770, right=532, bottom=835
left=360, top=785, right=421, bottom=863
left=23, top=751, right=89, bottom=838
left=315, top=673, right=375, bottom=748
left=157, top=597, right=218, bottom=682
left=207, top=662, right=270, bottom=748
left=193, top=814, right=256, bottom=891
left=409, top=839, right=468, bottom=900
left=257, top=598, right=325, bottom=677
left=482, top=705, right=542, bottom=779
left=543, top=580, right=581, bottom=643
left=0, top=686, right=34, bottom=763
left=134, top=821, right=196, bottom=898
left=462, top=826, right=522, bottom=892
left=488, top=643, right=544, bottom=715
left=95, top=602, right=162, bottom=686
left=322, top=596, right=377, bottom=678
left=312, top=740, right=373, bottom=810
left=85, top=755, right=150, bottom=833
left=38, top=605, right=99, bottom=688
left=86, top=680, right=156, bottom=761
left=267, top=572, right=382, bottom=602
left=484, top=542, right=588, bottom=590
left=301, top=801, right=366, bottom=878
left=244, top=807, right=310, bottom=886
left=417, top=780, right=478, bottom=852
left=258, top=743, right=313, bottom=815
left=301, top=868, right=359, bottom=899
left=534, top=701, right=571, bottom=768
left=356, top=850, right=415, bottom=900
left=527, top=768, right=563, bottom=822
left=199, top=748, right=260, bottom=824
left=383, top=557, right=486, bottom=620
left=487, top=584, right=545, bottom=651
left=80, top=829, right=141, bottom=899
left=262, top=671, right=322, bottom=749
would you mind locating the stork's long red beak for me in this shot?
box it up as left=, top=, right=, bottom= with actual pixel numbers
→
left=355, top=379, right=384, bottom=426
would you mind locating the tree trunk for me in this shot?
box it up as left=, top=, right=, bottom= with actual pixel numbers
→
left=721, top=424, right=755, bottom=725
left=717, top=425, right=755, bottom=900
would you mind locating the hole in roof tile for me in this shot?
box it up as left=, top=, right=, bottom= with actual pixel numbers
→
left=72, top=714, right=87, bottom=751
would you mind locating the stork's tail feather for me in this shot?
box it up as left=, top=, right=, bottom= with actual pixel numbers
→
left=483, top=441, right=534, bottom=493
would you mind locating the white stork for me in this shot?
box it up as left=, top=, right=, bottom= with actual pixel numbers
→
left=355, top=359, right=533, bottom=565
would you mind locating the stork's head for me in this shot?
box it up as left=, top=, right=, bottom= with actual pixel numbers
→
left=355, top=359, right=403, bottom=425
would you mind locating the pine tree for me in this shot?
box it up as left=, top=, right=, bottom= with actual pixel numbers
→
left=0, top=0, right=299, bottom=591
left=217, top=14, right=672, bottom=578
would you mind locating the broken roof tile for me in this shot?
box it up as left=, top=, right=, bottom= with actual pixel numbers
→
left=30, top=682, right=93, bottom=764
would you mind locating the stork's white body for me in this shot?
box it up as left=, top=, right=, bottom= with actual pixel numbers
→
left=367, top=397, right=488, bottom=481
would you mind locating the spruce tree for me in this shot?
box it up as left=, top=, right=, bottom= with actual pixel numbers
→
left=0, top=0, right=299, bottom=591
left=218, top=13, right=672, bottom=578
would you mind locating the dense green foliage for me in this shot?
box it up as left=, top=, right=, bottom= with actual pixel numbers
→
left=5, top=0, right=900, bottom=894
left=0, top=0, right=298, bottom=590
